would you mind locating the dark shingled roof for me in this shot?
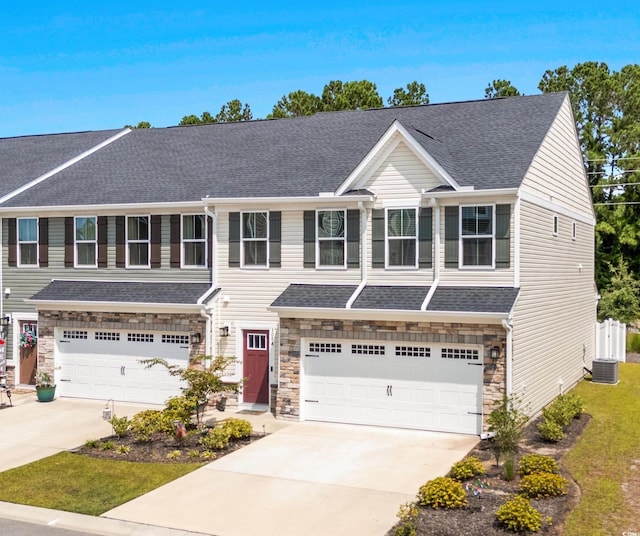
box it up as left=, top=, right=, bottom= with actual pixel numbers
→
left=1, top=93, right=567, bottom=207
left=270, top=284, right=357, bottom=309
left=29, top=280, right=215, bottom=305
left=0, top=130, right=123, bottom=199
left=426, top=287, right=520, bottom=313
left=272, top=284, right=518, bottom=314
left=352, top=286, right=429, bottom=310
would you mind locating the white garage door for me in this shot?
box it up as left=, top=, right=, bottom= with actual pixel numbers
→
left=302, top=339, right=483, bottom=435
left=56, top=328, right=189, bottom=405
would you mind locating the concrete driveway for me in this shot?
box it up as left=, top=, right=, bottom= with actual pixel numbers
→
left=104, top=421, right=478, bottom=536
left=0, top=391, right=157, bottom=472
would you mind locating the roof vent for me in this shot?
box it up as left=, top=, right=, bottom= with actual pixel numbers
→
left=592, top=359, right=619, bottom=384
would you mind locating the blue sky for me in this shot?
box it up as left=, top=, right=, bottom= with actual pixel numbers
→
left=1, top=1, right=638, bottom=137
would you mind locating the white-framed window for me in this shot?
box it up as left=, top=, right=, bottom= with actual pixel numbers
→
left=386, top=208, right=418, bottom=268
left=316, top=209, right=346, bottom=268
left=126, top=215, right=150, bottom=267
left=17, top=217, right=38, bottom=266
left=572, top=221, right=576, bottom=241
left=182, top=214, right=207, bottom=267
left=247, top=332, right=267, bottom=350
left=553, top=215, right=559, bottom=237
left=75, top=216, right=97, bottom=267
left=242, top=211, right=268, bottom=267
left=460, top=205, right=494, bottom=267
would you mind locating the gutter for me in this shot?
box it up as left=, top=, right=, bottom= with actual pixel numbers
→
left=346, top=202, right=368, bottom=309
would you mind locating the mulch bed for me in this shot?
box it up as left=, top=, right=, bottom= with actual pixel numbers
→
left=74, top=428, right=266, bottom=464
left=387, top=413, right=590, bottom=535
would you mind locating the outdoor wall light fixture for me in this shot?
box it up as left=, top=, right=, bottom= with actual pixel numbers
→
left=219, top=326, right=229, bottom=337
left=490, top=346, right=500, bottom=359
left=4, top=288, right=10, bottom=298
left=191, top=333, right=202, bottom=345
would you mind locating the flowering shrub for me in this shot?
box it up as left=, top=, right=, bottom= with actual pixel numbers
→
left=520, top=472, right=568, bottom=499
left=449, top=456, right=485, bottom=481
left=417, top=477, right=467, bottom=509
left=496, top=495, right=542, bottom=532
left=518, top=454, right=559, bottom=476
left=20, top=330, right=37, bottom=349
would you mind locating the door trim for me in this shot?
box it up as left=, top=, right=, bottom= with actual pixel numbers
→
left=233, top=320, right=277, bottom=405
left=11, top=312, right=38, bottom=387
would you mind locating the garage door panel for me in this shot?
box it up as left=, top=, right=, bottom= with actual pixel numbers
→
left=56, top=328, right=188, bottom=405
left=303, top=339, right=483, bottom=435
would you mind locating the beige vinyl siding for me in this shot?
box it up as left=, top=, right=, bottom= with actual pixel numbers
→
left=2, top=214, right=210, bottom=322
left=511, top=200, right=596, bottom=416
left=364, top=141, right=443, bottom=205
left=215, top=209, right=361, bottom=358
left=520, top=97, right=594, bottom=216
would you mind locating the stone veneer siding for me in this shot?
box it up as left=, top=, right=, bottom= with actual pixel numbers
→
left=276, top=318, right=506, bottom=431
left=36, top=310, right=207, bottom=379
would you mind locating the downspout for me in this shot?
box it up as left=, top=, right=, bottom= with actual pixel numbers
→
left=346, top=201, right=368, bottom=309
left=514, top=192, right=521, bottom=288
left=199, top=206, right=218, bottom=358
left=502, top=317, right=513, bottom=397
left=421, top=199, right=440, bottom=311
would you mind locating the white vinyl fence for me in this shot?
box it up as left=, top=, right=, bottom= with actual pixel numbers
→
left=596, top=318, right=626, bottom=362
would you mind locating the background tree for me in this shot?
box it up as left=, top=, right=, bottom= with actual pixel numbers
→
left=484, top=79, right=521, bottom=99
left=179, top=99, right=253, bottom=125
left=321, top=80, right=383, bottom=111
left=597, top=259, right=640, bottom=323
left=388, top=81, right=430, bottom=107
left=267, top=90, right=323, bottom=118
left=124, top=121, right=151, bottom=129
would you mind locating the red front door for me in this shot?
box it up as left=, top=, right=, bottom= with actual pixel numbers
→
left=19, top=321, right=38, bottom=385
left=243, top=330, right=269, bottom=404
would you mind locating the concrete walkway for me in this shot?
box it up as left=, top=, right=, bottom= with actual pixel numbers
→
left=0, top=394, right=478, bottom=536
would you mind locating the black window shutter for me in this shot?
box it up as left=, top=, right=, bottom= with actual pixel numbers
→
left=303, top=211, right=315, bottom=268
left=64, top=217, right=74, bottom=267
left=38, top=218, right=49, bottom=267
left=418, top=207, right=433, bottom=268
left=7, top=218, right=16, bottom=267
left=444, top=206, right=459, bottom=268
left=115, top=216, right=125, bottom=267
left=371, top=209, right=385, bottom=268
left=228, top=212, right=240, bottom=267
left=170, top=214, right=181, bottom=268
left=346, top=209, right=360, bottom=268
left=97, top=216, right=108, bottom=268
left=495, top=204, right=511, bottom=268
left=269, top=211, right=281, bottom=268
left=150, top=215, right=161, bottom=268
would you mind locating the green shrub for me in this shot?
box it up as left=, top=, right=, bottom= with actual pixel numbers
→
left=167, top=450, right=182, bottom=460
left=109, top=415, right=130, bottom=438
left=520, top=472, right=568, bottom=499
left=100, top=440, right=115, bottom=451
left=449, top=456, right=485, bottom=481
left=542, top=393, right=584, bottom=428
left=496, top=495, right=542, bottom=532
left=117, top=445, right=130, bottom=455
left=518, top=454, right=559, bottom=476
left=503, top=452, right=516, bottom=481
left=200, top=450, right=217, bottom=459
left=163, top=395, right=197, bottom=425
left=417, top=477, right=467, bottom=509
left=199, top=426, right=232, bottom=451
left=487, top=395, right=529, bottom=465
left=84, top=439, right=100, bottom=448
left=130, top=409, right=173, bottom=441
left=220, top=418, right=253, bottom=439
left=537, top=418, right=564, bottom=442
left=395, top=502, right=418, bottom=536
left=627, top=331, right=640, bottom=353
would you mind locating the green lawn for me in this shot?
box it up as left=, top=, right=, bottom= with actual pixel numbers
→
left=564, top=363, right=640, bottom=535
left=0, top=452, right=201, bottom=515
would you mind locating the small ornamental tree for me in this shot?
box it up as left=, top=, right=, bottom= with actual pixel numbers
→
left=140, top=355, right=239, bottom=425
left=487, top=394, right=529, bottom=465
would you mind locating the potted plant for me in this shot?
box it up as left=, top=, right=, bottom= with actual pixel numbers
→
left=35, top=371, right=56, bottom=402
